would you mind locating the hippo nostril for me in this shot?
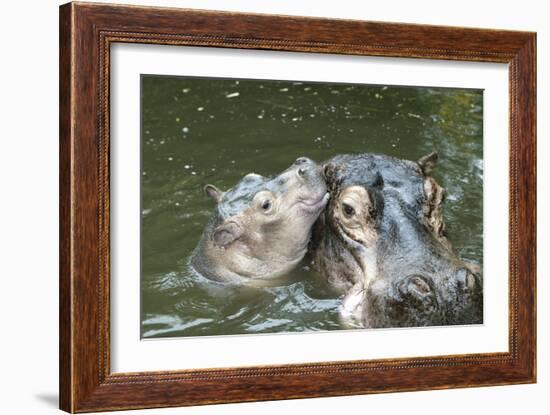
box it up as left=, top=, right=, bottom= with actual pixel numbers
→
left=398, top=275, right=433, bottom=298
left=410, top=276, right=431, bottom=294
left=456, top=268, right=477, bottom=291
left=396, top=275, right=437, bottom=310
left=466, top=274, right=477, bottom=290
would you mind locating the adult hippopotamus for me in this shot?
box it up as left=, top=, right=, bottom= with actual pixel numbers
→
left=191, top=157, right=329, bottom=284
left=309, top=152, right=483, bottom=328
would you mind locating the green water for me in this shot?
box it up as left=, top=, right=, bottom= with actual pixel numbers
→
left=140, top=75, right=483, bottom=338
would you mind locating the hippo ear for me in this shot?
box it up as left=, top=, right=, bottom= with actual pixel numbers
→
left=204, top=184, right=224, bottom=203
left=418, top=151, right=439, bottom=175
left=212, top=221, right=242, bottom=247
left=372, top=171, right=384, bottom=188
left=322, top=162, right=338, bottom=182
left=323, top=162, right=342, bottom=193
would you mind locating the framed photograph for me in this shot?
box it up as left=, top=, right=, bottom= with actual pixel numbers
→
left=59, top=2, right=536, bottom=412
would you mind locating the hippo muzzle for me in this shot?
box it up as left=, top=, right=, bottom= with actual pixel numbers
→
left=365, top=266, right=483, bottom=328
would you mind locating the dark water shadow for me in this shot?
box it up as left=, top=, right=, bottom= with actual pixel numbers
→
left=35, top=393, right=58, bottom=408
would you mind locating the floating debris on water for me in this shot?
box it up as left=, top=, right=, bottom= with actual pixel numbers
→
left=184, top=165, right=191, bottom=169
left=175, top=117, right=180, bottom=122
left=182, top=127, right=189, bottom=133
left=279, top=88, right=288, bottom=92
left=168, top=157, right=173, bottom=161
left=191, top=171, right=197, bottom=175
left=226, top=92, right=240, bottom=99
left=197, top=107, right=204, bottom=111
left=407, top=112, right=422, bottom=119
left=182, top=88, right=190, bottom=93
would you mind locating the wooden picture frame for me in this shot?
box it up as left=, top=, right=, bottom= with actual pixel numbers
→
left=59, top=2, right=536, bottom=412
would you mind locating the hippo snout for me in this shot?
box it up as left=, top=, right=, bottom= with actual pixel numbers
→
left=294, top=157, right=317, bottom=172
left=293, top=157, right=323, bottom=182
left=294, top=156, right=312, bottom=166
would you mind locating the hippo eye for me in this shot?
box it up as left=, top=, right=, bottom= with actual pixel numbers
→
left=342, top=203, right=355, bottom=217
left=261, top=200, right=272, bottom=211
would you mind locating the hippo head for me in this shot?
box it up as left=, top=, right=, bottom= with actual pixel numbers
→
left=192, top=157, right=329, bottom=283
left=310, top=152, right=483, bottom=328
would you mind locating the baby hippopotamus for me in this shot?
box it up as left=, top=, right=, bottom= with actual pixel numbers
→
left=191, top=157, right=329, bottom=284
left=309, top=152, right=483, bottom=328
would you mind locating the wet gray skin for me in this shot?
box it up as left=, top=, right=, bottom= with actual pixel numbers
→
left=310, top=152, right=483, bottom=328
left=190, top=157, right=329, bottom=284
